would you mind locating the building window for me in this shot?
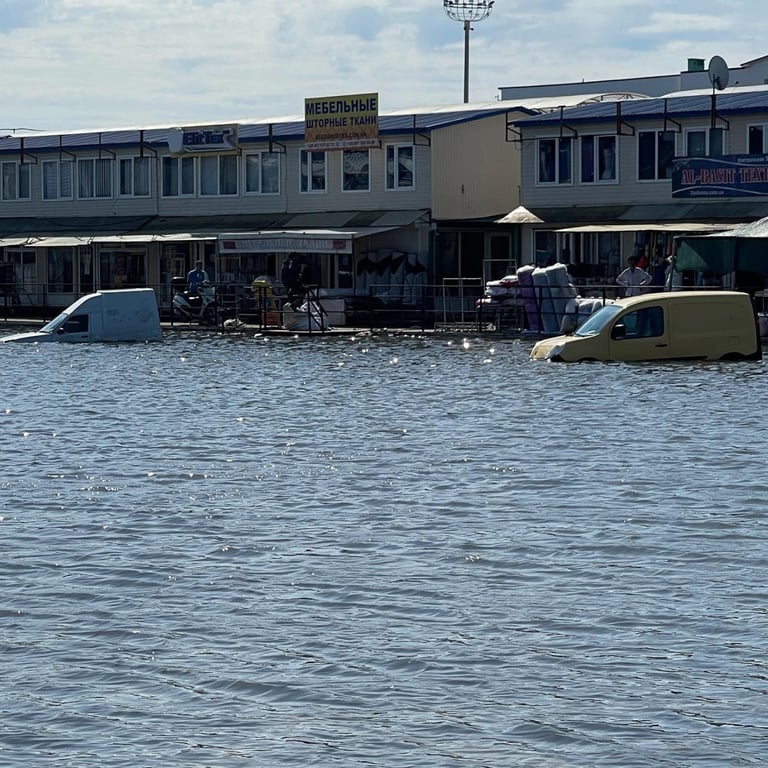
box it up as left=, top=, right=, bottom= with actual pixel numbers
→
left=343, top=150, right=370, bottom=191
left=244, top=152, right=280, bottom=194
left=685, top=127, right=725, bottom=157
left=1, top=161, right=31, bottom=201
left=2, top=249, right=36, bottom=301
left=748, top=124, right=768, bottom=154
left=100, top=250, right=147, bottom=289
left=300, top=150, right=326, bottom=193
left=79, top=246, right=95, bottom=294
left=386, top=144, right=414, bottom=190
left=534, top=230, right=557, bottom=265
left=638, top=130, right=676, bottom=180
left=580, top=135, right=617, bottom=183
left=78, top=158, right=113, bottom=199
left=162, top=156, right=195, bottom=197
left=42, top=160, right=74, bottom=200
left=537, top=137, right=572, bottom=184
left=47, top=247, right=74, bottom=293
left=200, top=155, right=238, bottom=196
left=119, top=157, right=151, bottom=197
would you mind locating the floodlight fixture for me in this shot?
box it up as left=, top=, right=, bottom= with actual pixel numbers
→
left=443, top=1, right=495, bottom=103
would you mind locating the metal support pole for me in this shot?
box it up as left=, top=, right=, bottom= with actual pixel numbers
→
left=463, top=21, right=471, bottom=103
left=443, top=2, right=493, bottom=104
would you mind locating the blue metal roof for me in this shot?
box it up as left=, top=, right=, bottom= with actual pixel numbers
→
left=513, top=89, right=768, bottom=127
left=0, top=106, right=520, bottom=156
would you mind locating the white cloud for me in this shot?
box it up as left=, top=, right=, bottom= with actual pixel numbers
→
left=0, top=0, right=766, bottom=131
left=630, top=11, right=734, bottom=36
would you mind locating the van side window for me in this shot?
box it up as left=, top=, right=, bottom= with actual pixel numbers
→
left=62, top=314, right=89, bottom=333
left=619, top=306, right=664, bottom=338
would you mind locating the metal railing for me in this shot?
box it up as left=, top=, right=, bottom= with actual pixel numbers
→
left=8, top=279, right=740, bottom=335
left=0, top=279, right=525, bottom=333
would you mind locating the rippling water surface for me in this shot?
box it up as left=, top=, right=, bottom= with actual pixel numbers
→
left=1, top=330, right=767, bottom=767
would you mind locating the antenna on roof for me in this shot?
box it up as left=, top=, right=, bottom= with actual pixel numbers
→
left=708, top=55, right=729, bottom=90
left=707, top=56, right=729, bottom=131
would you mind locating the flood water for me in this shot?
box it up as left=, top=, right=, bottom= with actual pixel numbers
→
left=1, top=329, right=767, bottom=767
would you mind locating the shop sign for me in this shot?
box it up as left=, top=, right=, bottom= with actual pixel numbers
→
left=168, top=125, right=239, bottom=154
left=304, top=93, right=379, bottom=151
left=219, top=236, right=352, bottom=254
left=672, top=154, right=768, bottom=197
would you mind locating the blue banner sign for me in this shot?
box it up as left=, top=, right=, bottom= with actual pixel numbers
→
left=672, top=154, right=768, bottom=197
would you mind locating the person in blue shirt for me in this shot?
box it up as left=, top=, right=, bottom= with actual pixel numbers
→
left=187, top=260, right=209, bottom=293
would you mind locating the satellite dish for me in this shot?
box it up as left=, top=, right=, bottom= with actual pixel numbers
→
left=708, top=55, right=729, bottom=90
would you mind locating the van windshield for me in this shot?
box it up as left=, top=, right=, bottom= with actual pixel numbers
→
left=574, top=305, right=623, bottom=337
left=39, top=312, right=70, bottom=333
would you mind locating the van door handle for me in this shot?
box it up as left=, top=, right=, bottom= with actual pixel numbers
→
left=654, top=343, right=668, bottom=348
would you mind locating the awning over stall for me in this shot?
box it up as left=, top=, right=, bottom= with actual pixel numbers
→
left=152, top=233, right=218, bottom=242
left=495, top=206, right=545, bottom=225
left=20, top=233, right=218, bottom=247
left=555, top=222, right=730, bottom=233
left=675, top=215, right=768, bottom=275
left=32, top=236, right=94, bottom=247
left=93, top=233, right=216, bottom=244
left=0, top=210, right=429, bottom=245
left=705, top=215, right=768, bottom=238
left=495, top=202, right=768, bottom=228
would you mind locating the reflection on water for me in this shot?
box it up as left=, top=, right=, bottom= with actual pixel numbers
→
left=1, top=333, right=767, bottom=766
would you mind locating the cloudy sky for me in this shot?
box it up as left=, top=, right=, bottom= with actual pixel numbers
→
left=1, top=0, right=766, bottom=133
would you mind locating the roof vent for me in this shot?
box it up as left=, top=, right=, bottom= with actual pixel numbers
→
left=687, top=58, right=705, bottom=72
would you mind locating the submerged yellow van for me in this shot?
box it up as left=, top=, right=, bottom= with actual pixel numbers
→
left=530, top=291, right=761, bottom=362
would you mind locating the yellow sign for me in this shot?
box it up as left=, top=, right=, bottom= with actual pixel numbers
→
left=304, top=93, right=379, bottom=151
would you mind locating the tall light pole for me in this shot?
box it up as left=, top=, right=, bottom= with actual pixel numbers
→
left=443, top=1, right=495, bottom=104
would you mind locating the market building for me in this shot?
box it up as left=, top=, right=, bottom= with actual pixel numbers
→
left=505, top=83, right=768, bottom=290
left=0, top=100, right=537, bottom=323
left=7, top=56, right=766, bottom=325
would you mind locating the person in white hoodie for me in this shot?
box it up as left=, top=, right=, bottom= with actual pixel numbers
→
left=616, top=256, right=652, bottom=297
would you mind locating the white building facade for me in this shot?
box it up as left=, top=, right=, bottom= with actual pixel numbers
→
left=506, top=85, right=768, bottom=288
left=499, top=55, right=768, bottom=101
left=0, top=104, right=527, bottom=320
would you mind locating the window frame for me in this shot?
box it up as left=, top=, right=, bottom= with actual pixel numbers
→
left=637, top=129, right=676, bottom=181
left=244, top=151, right=281, bottom=195
left=42, top=159, right=74, bottom=201
left=1, top=160, right=32, bottom=201
left=747, top=123, right=768, bottom=154
left=119, top=156, right=152, bottom=198
left=161, top=156, right=196, bottom=198
left=579, top=134, right=618, bottom=184
left=385, top=143, right=415, bottom=190
left=77, top=157, right=113, bottom=199
left=47, top=246, right=75, bottom=293
left=300, top=150, right=327, bottom=194
left=536, top=137, right=573, bottom=185
left=684, top=126, right=726, bottom=158
left=342, top=149, right=371, bottom=192
left=200, top=154, right=239, bottom=197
